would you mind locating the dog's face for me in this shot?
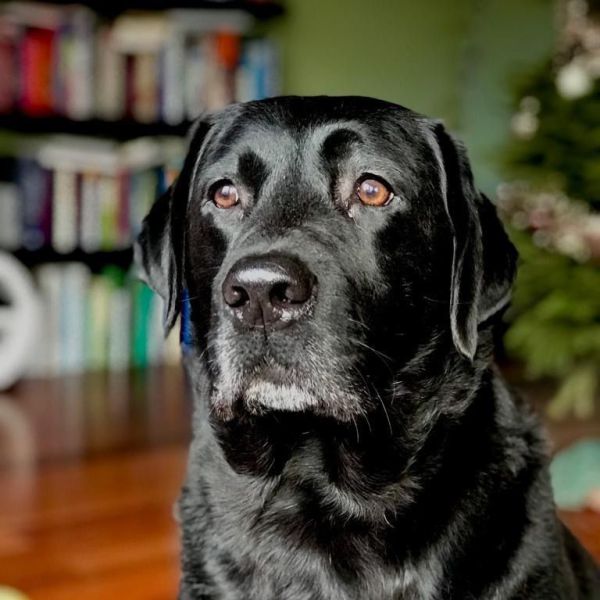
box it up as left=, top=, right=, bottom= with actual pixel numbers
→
left=136, top=96, right=516, bottom=422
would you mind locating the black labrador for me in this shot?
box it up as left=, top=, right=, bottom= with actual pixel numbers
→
left=135, top=96, right=600, bottom=599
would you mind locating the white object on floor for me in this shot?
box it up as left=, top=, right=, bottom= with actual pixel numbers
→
left=0, top=586, right=30, bottom=600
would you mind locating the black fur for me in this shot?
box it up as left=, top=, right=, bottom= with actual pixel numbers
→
left=136, top=96, right=600, bottom=599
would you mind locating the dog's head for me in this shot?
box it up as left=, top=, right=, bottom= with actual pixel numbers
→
left=136, top=96, right=516, bottom=422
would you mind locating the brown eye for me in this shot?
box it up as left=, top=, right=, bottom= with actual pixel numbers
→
left=356, top=178, right=393, bottom=207
left=212, top=182, right=239, bottom=209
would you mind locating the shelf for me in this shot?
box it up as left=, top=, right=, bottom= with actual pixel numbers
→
left=34, top=1, right=284, bottom=19
left=12, top=247, right=134, bottom=272
left=0, top=114, right=192, bottom=141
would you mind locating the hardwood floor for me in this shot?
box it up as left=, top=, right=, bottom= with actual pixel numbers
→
left=0, top=367, right=598, bottom=599
left=0, top=445, right=186, bottom=600
left=0, top=368, right=190, bottom=599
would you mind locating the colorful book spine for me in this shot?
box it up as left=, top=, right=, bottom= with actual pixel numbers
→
left=0, top=20, right=18, bottom=113
left=17, top=157, right=52, bottom=250
left=86, top=274, right=110, bottom=371
left=35, top=263, right=62, bottom=375
left=0, top=4, right=280, bottom=122
left=131, top=278, right=155, bottom=369
left=79, top=171, right=101, bottom=252
left=60, top=262, right=89, bottom=373
left=9, top=136, right=183, bottom=253
left=0, top=182, right=20, bottom=250
left=19, top=26, right=55, bottom=115
left=51, top=168, right=78, bottom=253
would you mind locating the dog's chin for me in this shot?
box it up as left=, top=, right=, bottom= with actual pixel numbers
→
left=244, top=380, right=320, bottom=414
left=211, top=367, right=366, bottom=423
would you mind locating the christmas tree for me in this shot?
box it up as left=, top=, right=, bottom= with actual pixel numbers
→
left=498, top=0, right=600, bottom=419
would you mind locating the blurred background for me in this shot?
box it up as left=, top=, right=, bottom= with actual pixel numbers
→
left=0, top=0, right=598, bottom=598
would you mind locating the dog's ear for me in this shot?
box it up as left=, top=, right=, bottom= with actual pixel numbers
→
left=134, top=117, right=212, bottom=333
left=432, top=123, right=517, bottom=360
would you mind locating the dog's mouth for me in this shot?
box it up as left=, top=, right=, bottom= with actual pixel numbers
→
left=211, top=362, right=319, bottom=419
left=210, top=359, right=366, bottom=422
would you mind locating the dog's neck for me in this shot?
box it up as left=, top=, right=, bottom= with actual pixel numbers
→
left=193, top=343, right=499, bottom=524
left=183, top=343, right=543, bottom=590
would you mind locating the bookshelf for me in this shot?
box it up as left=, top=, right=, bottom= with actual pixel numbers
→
left=0, top=113, right=192, bottom=139
left=37, top=0, right=285, bottom=20
left=13, top=247, right=134, bottom=270
left=0, top=0, right=282, bottom=379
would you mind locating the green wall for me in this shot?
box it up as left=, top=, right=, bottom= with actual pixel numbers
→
left=272, top=0, right=555, bottom=195
left=272, top=0, right=473, bottom=125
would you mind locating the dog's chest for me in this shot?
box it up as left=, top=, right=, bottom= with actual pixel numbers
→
left=190, top=477, right=442, bottom=600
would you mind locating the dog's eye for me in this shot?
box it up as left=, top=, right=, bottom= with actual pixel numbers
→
left=212, top=182, right=239, bottom=209
left=356, top=178, right=393, bottom=207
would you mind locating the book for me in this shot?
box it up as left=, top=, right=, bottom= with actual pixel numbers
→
left=17, top=156, right=51, bottom=250
left=19, top=26, right=55, bottom=115
left=168, top=8, right=254, bottom=35
left=26, top=263, right=180, bottom=377
left=12, top=136, right=183, bottom=254
left=98, top=174, right=119, bottom=250
left=60, top=7, right=95, bottom=120
left=105, top=266, right=130, bottom=371
left=79, top=171, right=101, bottom=252
left=131, top=52, right=160, bottom=124
left=86, top=274, right=110, bottom=371
left=60, top=262, right=89, bottom=373
left=51, top=167, right=78, bottom=253
left=237, top=37, right=280, bottom=102
left=184, top=36, right=206, bottom=119
left=35, top=262, right=62, bottom=375
left=0, top=182, right=19, bottom=250
left=0, top=3, right=279, bottom=122
left=161, top=33, right=185, bottom=125
left=111, top=12, right=169, bottom=55
left=95, top=24, right=126, bottom=121
left=0, top=19, right=19, bottom=113
left=147, top=291, right=166, bottom=365
left=131, top=278, right=154, bottom=369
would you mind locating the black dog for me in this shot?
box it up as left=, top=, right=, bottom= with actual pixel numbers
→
left=136, top=96, right=599, bottom=599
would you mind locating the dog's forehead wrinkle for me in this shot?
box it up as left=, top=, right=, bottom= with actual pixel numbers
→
left=209, top=112, right=424, bottom=185
left=318, top=127, right=363, bottom=168
left=311, top=120, right=367, bottom=158
left=205, top=121, right=296, bottom=178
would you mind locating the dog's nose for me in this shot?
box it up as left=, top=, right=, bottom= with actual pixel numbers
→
left=222, top=255, right=316, bottom=330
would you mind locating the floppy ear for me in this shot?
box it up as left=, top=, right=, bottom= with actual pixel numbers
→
left=134, top=117, right=212, bottom=333
left=432, top=123, right=517, bottom=360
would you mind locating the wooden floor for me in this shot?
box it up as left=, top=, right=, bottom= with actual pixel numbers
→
left=0, top=367, right=598, bottom=599
left=0, top=445, right=186, bottom=600
left=0, top=368, right=190, bottom=600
